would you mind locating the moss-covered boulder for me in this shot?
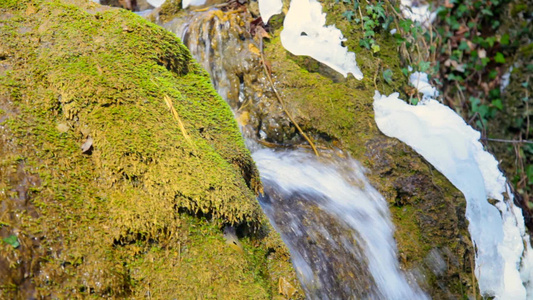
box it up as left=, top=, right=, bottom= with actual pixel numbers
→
left=0, top=0, right=300, bottom=298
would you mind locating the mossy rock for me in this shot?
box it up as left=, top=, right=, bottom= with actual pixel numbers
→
left=0, top=0, right=300, bottom=298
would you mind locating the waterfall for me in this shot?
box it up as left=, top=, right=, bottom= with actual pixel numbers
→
left=254, top=148, right=427, bottom=299
left=161, top=8, right=428, bottom=298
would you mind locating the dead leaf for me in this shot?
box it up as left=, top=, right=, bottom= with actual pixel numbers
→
left=25, top=5, right=36, bottom=16
left=256, top=26, right=271, bottom=39
left=57, top=123, right=69, bottom=133
left=278, top=277, right=297, bottom=298
left=237, top=111, right=250, bottom=126
left=81, top=137, right=93, bottom=154
left=248, top=43, right=260, bottom=56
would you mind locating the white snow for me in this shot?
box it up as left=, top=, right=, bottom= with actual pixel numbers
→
left=182, top=0, right=206, bottom=9
left=409, top=71, right=438, bottom=101
left=501, top=67, right=513, bottom=92
left=400, top=0, right=436, bottom=25
left=258, top=0, right=282, bottom=24
left=147, top=0, right=166, bottom=7
left=277, top=0, right=363, bottom=79
left=373, top=91, right=533, bottom=299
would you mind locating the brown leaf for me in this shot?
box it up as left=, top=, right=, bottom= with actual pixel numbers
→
left=444, top=0, right=454, bottom=8
left=57, top=123, right=69, bottom=133
left=248, top=43, right=261, bottom=56
left=256, top=26, right=271, bottom=39
left=278, top=277, right=297, bottom=298
left=81, top=137, right=93, bottom=154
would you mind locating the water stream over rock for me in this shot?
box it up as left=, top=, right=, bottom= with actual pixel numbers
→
left=254, top=148, right=426, bottom=299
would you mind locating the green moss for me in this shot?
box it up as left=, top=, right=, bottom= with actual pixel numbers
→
left=158, top=0, right=184, bottom=23
left=390, top=205, right=427, bottom=265
left=0, top=0, right=296, bottom=297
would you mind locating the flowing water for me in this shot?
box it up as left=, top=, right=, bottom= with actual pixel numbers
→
left=254, top=148, right=427, bottom=299
left=162, top=7, right=427, bottom=298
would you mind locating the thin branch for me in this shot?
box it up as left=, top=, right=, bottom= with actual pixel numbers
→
left=480, top=138, right=533, bottom=145
left=258, top=38, right=320, bottom=157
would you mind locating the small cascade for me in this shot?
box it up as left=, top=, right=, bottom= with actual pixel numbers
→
left=161, top=8, right=428, bottom=298
left=254, top=148, right=427, bottom=299
left=163, top=8, right=300, bottom=144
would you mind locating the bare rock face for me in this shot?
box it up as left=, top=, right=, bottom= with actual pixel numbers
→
left=0, top=0, right=300, bottom=298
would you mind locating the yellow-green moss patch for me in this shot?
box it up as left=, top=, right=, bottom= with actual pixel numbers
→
left=0, top=0, right=298, bottom=297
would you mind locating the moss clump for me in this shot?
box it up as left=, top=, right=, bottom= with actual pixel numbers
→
left=0, top=0, right=298, bottom=298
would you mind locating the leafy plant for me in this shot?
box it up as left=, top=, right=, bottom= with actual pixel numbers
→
left=3, top=235, right=20, bottom=248
left=382, top=68, right=393, bottom=84
left=338, top=0, right=392, bottom=53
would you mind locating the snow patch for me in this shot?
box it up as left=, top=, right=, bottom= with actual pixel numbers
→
left=182, top=0, right=206, bottom=9
left=258, top=0, right=282, bottom=24
left=400, top=0, right=436, bottom=25
left=501, top=66, right=513, bottom=93
left=278, top=0, right=363, bottom=79
left=373, top=91, right=533, bottom=299
left=409, top=71, right=438, bottom=101
left=147, top=0, right=166, bottom=7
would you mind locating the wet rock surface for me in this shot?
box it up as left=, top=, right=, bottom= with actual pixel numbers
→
left=260, top=186, right=376, bottom=299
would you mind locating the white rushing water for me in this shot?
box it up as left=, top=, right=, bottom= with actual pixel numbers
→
left=373, top=91, right=533, bottom=299
left=254, top=148, right=428, bottom=299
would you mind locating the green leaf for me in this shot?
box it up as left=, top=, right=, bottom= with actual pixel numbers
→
left=383, top=69, right=393, bottom=84
left=494, top=52, right=506, bottom=64
left=399, top=19, right=413, bottom=32
left=527, top=165, right=533, bottom=185
left=448, top=73, right=464, bottom=82
left=382, top=16, right=393, bottom=30
left=486, top=36, right=496, bottom=47
left=491, top=99, right=503, bottom=110
left=371, top=44, right=380, bottom=53
left=418, top=61, right=431, bottom=72
left=481, top=8, right=493, bottom=16
left=457, top=4, right=468, bottom=16
left=342, top=10, right=356, bottom=21
left=359, top=39, right=371, bottom=49
left=3, top=235, right=20, bottom=248
left=364, top=30, right=375, bottom=38
left=500, top=34, right=510, bottom=45
left=476, top=105, right=490, bottom=119
left=458, top=41, right=470, bottom=51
